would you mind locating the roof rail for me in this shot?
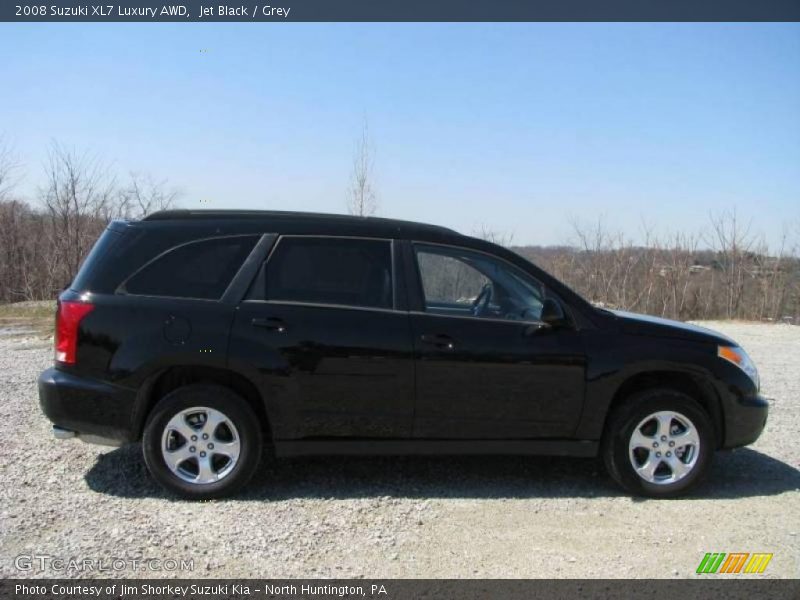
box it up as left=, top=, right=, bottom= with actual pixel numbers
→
left=144, top=209, right=397, bottom=221
left=141, top=209, right=461, bottom=236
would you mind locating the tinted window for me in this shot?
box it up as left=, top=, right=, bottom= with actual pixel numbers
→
left=266, top=237, right=393, bottom=309
left=71, top=226, right=124, bottom=292
left=415, top=244, right=544, bottom=321
left=417, top=251, right=489, bottom=306
left=124, top=236, right=257, bottom=299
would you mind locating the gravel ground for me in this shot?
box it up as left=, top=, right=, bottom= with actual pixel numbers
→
left=0, top=321, right=797, bottom=579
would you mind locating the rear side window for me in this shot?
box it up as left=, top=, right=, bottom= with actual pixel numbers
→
left=70, top=226, right=125, bottom=293
left=123, top=236, right=257, bottom=300
left=264, top=237, right=393, bottom=309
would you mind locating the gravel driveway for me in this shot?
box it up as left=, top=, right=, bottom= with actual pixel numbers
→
left=0, top=321, right=798, bottom=579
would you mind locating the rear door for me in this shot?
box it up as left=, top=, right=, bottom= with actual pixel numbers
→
left=230, top=236, right=415, bottom=439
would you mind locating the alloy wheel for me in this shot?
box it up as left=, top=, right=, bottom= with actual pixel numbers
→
left=160, top=406, right=241, bottom=484
left=628, top=410, right=700, bottom=485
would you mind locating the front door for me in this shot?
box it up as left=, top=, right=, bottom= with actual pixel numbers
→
left=231, top=236, right=415, bottom=439
left=409, top=243, right=586, bottom=439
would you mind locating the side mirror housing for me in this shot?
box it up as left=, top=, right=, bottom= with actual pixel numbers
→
left=540, top=298, right=567, bottom=328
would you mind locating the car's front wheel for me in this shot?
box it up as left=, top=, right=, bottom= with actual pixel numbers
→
left=143, top=384, right=263, bottom=499
left=602, top=389, right=714, bottom=498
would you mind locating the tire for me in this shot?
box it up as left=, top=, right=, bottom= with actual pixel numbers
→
left=602, top=389, right=714, bottom=498
left=143, top=384, right=263, bottom=500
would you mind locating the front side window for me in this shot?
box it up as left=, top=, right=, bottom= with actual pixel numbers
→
left=123, top=236, right=258, bottom=299
left=265, top=237, right=393, bottom=309
left=415, top=244, right=544, bottom=321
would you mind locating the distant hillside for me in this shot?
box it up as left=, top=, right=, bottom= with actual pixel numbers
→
left=512, top=243, right=800, bottom=322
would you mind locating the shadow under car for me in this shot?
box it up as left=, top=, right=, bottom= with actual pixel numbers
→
left=84, top=445, right=800, bottom=502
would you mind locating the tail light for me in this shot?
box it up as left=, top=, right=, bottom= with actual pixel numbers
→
left=55, top=300, right=94, bottom=365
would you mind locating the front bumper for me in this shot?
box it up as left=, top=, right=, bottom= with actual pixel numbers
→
left=723, top=393, right=769, bottom=449
left=38, top=367, right=137, bottom=445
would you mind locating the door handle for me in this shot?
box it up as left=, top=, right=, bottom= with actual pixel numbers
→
left=522, top=322, right=550, bottom=337
left=420, top=333, right=457, bottom=350
left=251, top=317, right=287, bottom=332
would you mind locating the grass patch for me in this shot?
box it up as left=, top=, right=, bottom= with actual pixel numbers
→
left=0, top=301, right=55, bottom=319
left=0, top=301, right=55, bottom=337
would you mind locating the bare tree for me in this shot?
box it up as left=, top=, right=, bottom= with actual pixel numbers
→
left=705, top=209, right=756, bottom=319
left=0, top=141, right=47, bottom=301
left=0, top=141, right=187, bottom=302
left=346, top=118, right=378, bottom=217
left=564, top=217, right=705, bottom=319
left=474, top=224, right=514, bottom=247
left=1, top=136, right=797, bottom=320
left=568, top=215, right=617, bottom=306
left=0, top=136, right=20, bottom=201
left=40, top=142, right=116, bottom=283
left=116, top=172, right=180, bottom=219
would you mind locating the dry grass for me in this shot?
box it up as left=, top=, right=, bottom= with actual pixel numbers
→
left=0, top=301, right=54, bottom=337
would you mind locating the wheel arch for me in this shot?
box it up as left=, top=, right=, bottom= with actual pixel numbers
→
left=603, top=370, right=724, bottom=448
left=132, top=365, right=271, bottom=441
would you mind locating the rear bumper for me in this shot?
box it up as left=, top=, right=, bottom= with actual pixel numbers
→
left=38, top=367, right=136, bottom=445
left=723, top=393, right=769, bottom=449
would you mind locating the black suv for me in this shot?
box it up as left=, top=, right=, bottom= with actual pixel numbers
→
left=39, top=210, right=768, bottom=499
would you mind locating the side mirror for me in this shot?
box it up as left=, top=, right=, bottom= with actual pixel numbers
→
left=540, top=298, right=567, bottom=328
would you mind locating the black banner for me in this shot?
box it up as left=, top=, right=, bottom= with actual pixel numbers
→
left=3, top=0, right=800, bottom=22
left=2, top=580, right=800, bottom=600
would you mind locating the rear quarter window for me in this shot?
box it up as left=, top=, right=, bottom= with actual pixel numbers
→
left=70, top=226, right=125, bottom=293
left=122, top=236, right=258, bottom=300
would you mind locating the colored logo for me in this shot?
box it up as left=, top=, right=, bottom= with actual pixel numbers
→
left=696, top=552, right=773, bottom=574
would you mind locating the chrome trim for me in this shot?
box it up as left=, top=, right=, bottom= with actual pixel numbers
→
left=245, top=237, right=554, bottom=325
left=409, top=310, right=546, bottom=327
left=53, top=426, right=76, bottom=440
left=271, top=234, right=397, bottom=241
left=240, top=303, right=549, bottom=326
left=242, top=299, right=401, bottom=315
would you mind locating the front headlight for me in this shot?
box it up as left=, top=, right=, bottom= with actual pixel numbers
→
left=718, top=345, right=759, bottom=390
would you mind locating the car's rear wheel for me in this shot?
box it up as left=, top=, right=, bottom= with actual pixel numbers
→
left=602, top=389, right=714, bottom=498
left=143, top=384, right=262, bottom=499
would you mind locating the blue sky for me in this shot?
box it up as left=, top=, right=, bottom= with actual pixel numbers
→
left=2, top=23, right=799, bottom=247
